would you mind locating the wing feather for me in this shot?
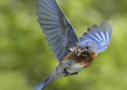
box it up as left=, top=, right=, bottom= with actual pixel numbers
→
left=37, top=0, right=80, bottom=62
left=80, top=21, right=113, bottom=54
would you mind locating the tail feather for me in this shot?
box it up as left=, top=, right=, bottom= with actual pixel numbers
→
left=34, top=76, right=53, bottom=90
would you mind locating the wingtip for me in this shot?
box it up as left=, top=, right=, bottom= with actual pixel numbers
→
left=107, top=20, right=113, bottom=32
left=79, top=37, right=82, bottom=40
left=87, top=28, right=91, bottom=32
left=109, top=20, right=113, bottom=26
left=93, top=24, right=97, bottom=29
left=100, top=21, right=105, bottom=26
left=79, top=37, right=84, bottom=42
left=100, top=21, right=106, bottom=32
left=83, top=32, right=87, bottom=37
left=93, top=24, right=99, bottom=32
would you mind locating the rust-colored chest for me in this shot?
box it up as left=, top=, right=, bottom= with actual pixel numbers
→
left=62, top=51, right=97, bottom=68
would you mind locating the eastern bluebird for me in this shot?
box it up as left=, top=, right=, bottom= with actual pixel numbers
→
left=34, top=0, right=113, bottom=90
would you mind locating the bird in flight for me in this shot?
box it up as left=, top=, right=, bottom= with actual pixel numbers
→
left=34, top=0, right=113, bottom=90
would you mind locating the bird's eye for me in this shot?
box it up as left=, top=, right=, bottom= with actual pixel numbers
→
left=85, top=46, right=90, bottom=49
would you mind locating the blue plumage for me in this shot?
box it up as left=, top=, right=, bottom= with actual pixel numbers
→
left=37, top=0, right=80, bottom=62
left=35, top=0, right=113, bottom=90
left=82, top=21, right=113, bottom=54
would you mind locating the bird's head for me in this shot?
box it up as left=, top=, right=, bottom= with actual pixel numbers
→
left=79, top=39, right=98, bottom=53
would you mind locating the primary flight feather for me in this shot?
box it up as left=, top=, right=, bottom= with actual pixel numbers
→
left=34, top=0, right=113, bottom=90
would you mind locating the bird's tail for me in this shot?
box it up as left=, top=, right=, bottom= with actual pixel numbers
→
left=34, top=66, right=66, bottom=90
left=34, top=76, right=53, bottom=90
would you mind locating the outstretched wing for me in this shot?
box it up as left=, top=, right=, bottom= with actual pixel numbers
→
left=80, top=21, right=113, bottom=54
left=36, top=0, right=80, bottom=62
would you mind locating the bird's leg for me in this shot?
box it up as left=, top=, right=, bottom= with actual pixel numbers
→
left=70, top=72, right=78, bottom=76
left=63, top=68, right=78, bottom=77
left=63, top=68, right=69, bottom=77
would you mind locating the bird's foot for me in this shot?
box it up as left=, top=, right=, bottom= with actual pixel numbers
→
left=70, top=72, right=78, bottom=76
left=63, top=68, right=78, bottom=77
left=63, top=68, right=69, bottom=77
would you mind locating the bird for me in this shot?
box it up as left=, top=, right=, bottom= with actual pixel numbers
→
left=34, top=0, right=113, bottom=90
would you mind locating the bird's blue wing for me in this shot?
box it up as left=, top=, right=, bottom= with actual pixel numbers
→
left=36, top=0, right=80, bottom=62
left=80, top=21, right=113, bottom=54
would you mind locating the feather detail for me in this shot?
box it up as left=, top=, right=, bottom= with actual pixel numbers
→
left=80, top=21, right=113, bottom=54
left=36, top=0, right=80, bottom=62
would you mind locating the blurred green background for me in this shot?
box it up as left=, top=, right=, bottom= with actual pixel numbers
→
left=0, top=0, right=127, bottom=90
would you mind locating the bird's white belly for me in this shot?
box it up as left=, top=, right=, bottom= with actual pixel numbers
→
left=61, top=59, right=84, bottom=73
left=51, top=59, right=85, bottom=80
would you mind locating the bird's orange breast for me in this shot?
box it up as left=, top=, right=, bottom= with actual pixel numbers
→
left=62, top=51, right=97, bottom=68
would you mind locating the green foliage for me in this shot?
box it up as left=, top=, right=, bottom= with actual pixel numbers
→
left=0, top=0, right=127, bottom=90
